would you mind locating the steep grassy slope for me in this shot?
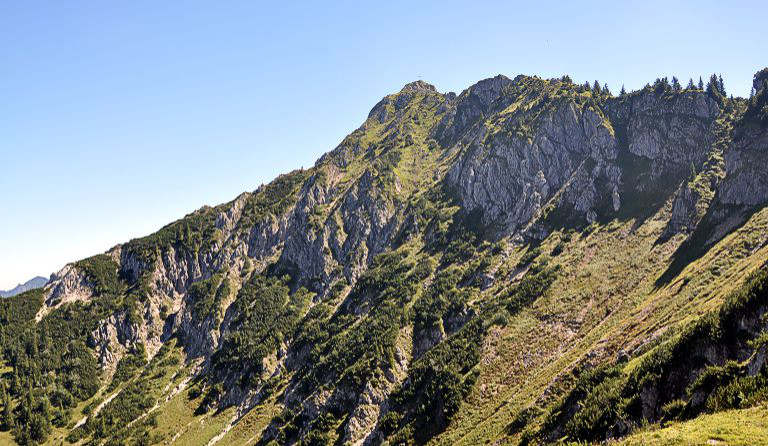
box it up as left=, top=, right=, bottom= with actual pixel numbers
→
left=0, top=72, right=767, bottom=446
left=432, top=206, right=768, bottom=446
left=618, top=405, right=768, bottom=446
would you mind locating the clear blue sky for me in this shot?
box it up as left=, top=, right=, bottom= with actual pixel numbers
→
left=1, top=0, right=766, bottom=289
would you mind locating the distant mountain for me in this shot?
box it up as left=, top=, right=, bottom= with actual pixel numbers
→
left=0, top=276, right=48, bottom=297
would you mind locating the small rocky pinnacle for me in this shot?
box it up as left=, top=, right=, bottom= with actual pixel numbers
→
left=400, top=80, right=438, bottom=93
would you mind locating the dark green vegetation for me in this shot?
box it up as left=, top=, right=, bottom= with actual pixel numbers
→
left=384, top=318, right=485, bottom=444
left=262, top=248, right=435, bottom=444
left=1, top=70, right=767, bottom=445
left=66, top=341, right=184, bottom=446
left=0, top=255, right=132, bottom=445
left=189, top=273, right=230, bottom=325
left=212, top=275, right=311, bottom=387
left=0, top=290, right=102, bottom=445
left=0, top=161, right=314, bottom=445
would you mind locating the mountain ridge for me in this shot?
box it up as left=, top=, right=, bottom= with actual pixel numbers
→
left=0, top=276, right=48, bottom=298
left=1, top=69, right=767, bottom=445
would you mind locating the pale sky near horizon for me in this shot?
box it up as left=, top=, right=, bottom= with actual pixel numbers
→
left=1, top=0, right=766, bottom=289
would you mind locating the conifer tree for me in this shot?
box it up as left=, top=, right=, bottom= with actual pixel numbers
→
left=688, top=162, right=697, bottom=181
left=698, top=76, right=704, bottom=89
left=707, top=74, right=720, bottom=97
left=1, top=386, right=12, bottom=430
left=593, top=80, right=602, bottom=94
left=29, top=412, right=51, bottom=443
left=687, top=78, right=695, bottom=90
left=718, top=74, right=726, bottom=96
left=672, top=76, right=681, bottom=91
left=620, top=85, right=627, bottom=96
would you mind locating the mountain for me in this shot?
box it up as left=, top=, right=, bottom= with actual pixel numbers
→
left=1, top=70, right=767, bottom=446
left=0, top=276, right=48, bottom=298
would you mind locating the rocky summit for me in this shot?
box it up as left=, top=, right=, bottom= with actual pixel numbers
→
left=2, top=70, right=768, bottom=446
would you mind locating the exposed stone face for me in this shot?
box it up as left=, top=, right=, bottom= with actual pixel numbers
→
left=665, top=182, right=704, bottom=236
left=445, top=83, right=724, bottom=240
left=619, top=91, right=719, bottom=163
left=278, top=85, right=452, bottom=290
left=89, top=312, right=142, bottom=368
left=274, top=166, right=403, bottom=291
left=436, top=74, right=513, bottom=143
left=277, top=172, right=337, bottom=286
left=274, top=169, right=404, bottom=297
left=400, top=80, right=437, bottom=93
left=718, top=125, right=768, bottom=207
left=44, top=264, right=93, bottom=309
left=332, top=170, right=400, bottom=281
left=447, top=97, right=619, bottom=235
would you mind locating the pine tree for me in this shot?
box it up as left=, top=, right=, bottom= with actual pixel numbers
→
left=687, top=78, right=695, bottom=90
left=39, top=396, right=50, bottom=422
left=583, top=81, right=591, bottom=91
left=672, top=76, right=681, bottom=91
left=22, top=382, right=33, bottom=424
left=28, top=330, right=38, bottom=358
left=29, top=411, right=51, bottom=443
left=10, top=372, right=20, bottom=396
left=652, top=78, right=668, bottom=93
left=593, top=80, right=602, bottom=94
left=40, top=324, right=51, bottom=360
left=620, top=85, right=627, bottom=96
left=1, top=386, right=12, bottom=430
left=718, top=74, right=726, bottom=96
left=603, top=83, right=611, bottom=95
left=698, top=76, right=704, bottom=90
left=707, top=73, right=721, bottom=97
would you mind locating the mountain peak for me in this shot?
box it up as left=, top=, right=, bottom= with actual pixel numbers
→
left=400, top=80, right=437, bottom=93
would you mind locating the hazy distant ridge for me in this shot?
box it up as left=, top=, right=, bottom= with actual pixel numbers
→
left=0, top=276, right=48, bottom=298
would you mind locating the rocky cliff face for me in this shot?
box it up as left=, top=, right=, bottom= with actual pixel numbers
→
left=446, top=76, right=722, bottom=240
left=446, top=76, right=620, bottom=235
left=719, top=120, right=768, bottom=208
left=12, top=69, right=768, bottom=446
